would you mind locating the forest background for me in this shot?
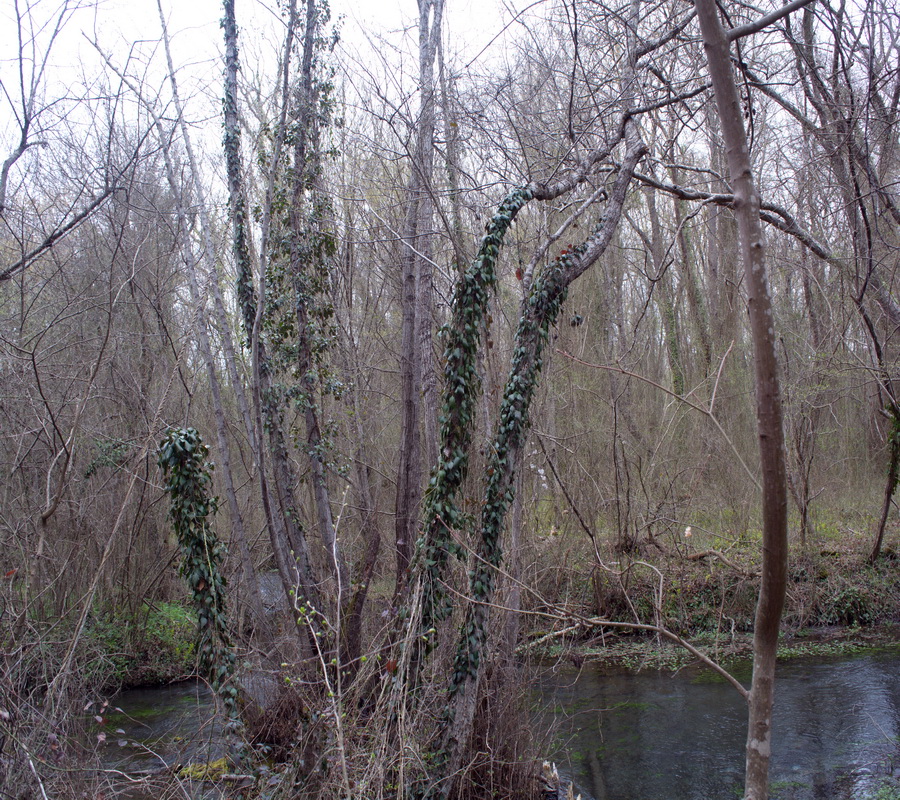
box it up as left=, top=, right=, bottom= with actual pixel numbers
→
left=2, top=0, right=900, bottom=798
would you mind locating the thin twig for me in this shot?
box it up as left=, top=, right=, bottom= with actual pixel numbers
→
left=555, top=347, right=760, bottom=490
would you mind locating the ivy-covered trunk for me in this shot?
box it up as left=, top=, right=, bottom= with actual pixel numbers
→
left=425, top=120, right=646, bottom=798
left=286, top=0, right=351, bottom=642
left=222, top=0, right=322, bottom=644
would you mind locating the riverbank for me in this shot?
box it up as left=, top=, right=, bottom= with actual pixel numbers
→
left=93, top=532, right=900, bottom=690
left=517, top=522, right=900, bottom=672
left=529, top=623, right=900, bottom=673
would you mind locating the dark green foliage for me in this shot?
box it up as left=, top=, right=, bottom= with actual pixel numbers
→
left=415, top=186, right=533, bottom=643
left=821, top=582, right=876, bottom=627
left=447, top=246, right=580, bottom=696
left=157, top=428, right=238, bottom=716
left=262, top=0, right=343, bottom=464
left=84, top=437, right=132, bottom=477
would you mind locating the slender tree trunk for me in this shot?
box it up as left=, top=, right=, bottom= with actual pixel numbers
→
left=395, top=203, right=424, bottom=599
left=155, top=2, right=268, bottom=639
left=503, top=468, right=525, bottom=663
left=287, top=0, right=351, bottom=610
left=669, top=159, right=712, bottom=375
left=437, top=38, right=472, bottom=273
left=694, top=2, right=789, bottom=798
left=871, top=412, right=900, bottom=562
left=332, top=202, right=382, bottom=672
left=415, top=0, right=442, bottom=476
left=704, top=103, right=739, bottom=346
left=343, top=375, right=383, bottom=672
left=644, top=183, right=685, bottom=395
left=394, top=0, right=445, bottom=600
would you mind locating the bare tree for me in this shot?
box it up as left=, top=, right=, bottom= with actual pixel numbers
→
left=693, top=0, right=807, bottom=796
left=394, top=0, right=445, bottom=600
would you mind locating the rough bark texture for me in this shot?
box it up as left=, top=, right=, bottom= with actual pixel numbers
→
left=693, top=1, right=789, bottom=798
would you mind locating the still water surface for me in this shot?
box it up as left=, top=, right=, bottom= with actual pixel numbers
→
left=535, top=647, right=900, bottom=800
left=102, top=647, right=900, bottom=799
left=99, top=680, right=222, bottom=772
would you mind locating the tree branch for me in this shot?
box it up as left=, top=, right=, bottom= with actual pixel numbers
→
left=727, top=0, right=817, bottom=41
left=0, top=185, right=121, bottom=281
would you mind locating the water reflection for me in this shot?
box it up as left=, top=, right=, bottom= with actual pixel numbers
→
left=98, top=680, right=222, bottom=772
left=536, top=648, right=900, bottom=800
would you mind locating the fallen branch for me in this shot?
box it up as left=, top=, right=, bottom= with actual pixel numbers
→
left=518, top=614, right=748, bottom=699
left=687, top=549, right=761, bottom=577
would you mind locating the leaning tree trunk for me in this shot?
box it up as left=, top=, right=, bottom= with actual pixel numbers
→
left=693, top=0, right=791, bottom=797
left=428, top=120, right=646, bottom=800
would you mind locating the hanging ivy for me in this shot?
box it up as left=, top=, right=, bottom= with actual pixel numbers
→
left=157, top=427, right=239, bottom=720
left=446, top=246, right=579, bottom=693
left=413, top=185, right=533, bottom=648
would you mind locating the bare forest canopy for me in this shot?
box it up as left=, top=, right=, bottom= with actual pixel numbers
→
left=2, top=0, right=900, bottom=798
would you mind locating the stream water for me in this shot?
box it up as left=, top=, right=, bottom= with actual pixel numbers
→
left=98, top=646, right=900, bottom=799
left=95, top=680, right=223, bottom=773
left=535, top=646, right=900, bottom=800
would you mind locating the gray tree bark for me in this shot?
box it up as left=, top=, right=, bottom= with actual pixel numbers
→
left=693, top=1, right=790, bottom=797
left=394, top=0, right=445, bottom=600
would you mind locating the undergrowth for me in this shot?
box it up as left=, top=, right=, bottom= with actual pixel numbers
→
left=73, top=601, right=197, bottom=690
left=519, top=522, right=900, bottom=661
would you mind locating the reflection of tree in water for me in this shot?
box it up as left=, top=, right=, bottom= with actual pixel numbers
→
left=584, top=747, right=608, bottom=800
left=540, top=653, right=900, bottom=800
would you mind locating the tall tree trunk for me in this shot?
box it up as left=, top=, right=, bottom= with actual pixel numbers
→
left=643, top=183, right=685, bottom=395
left=288, top=0, right=351, bottom=617
left=222, top=0, right=321, bottom=647
left=332, top=201, right=382, bottom=673
left=394, top=0, right=445, bottom=600
left=155, top=1, right=269, bottom=640
left=669, top=158, right=712, bottom=376
left=437, top=38, right=473, bottom=273
left=871, top=408, right=900, bottom=562
left=694, top=1, right=790, bottom=798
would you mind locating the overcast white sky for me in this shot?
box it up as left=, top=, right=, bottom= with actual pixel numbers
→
left=76, top=0, right=525, bottom=88
left=0, top=0, right=535, bottom=149
left=0, top=0, right=547, bottom=215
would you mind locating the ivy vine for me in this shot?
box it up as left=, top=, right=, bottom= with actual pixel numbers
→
left=414, top=185, right=533, bottom=646
left=157, top=427, right=239, bottom=719
left=445, top=246, right=580, bottom=695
